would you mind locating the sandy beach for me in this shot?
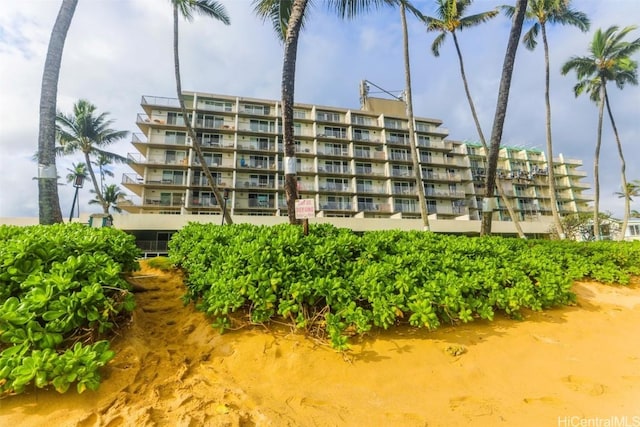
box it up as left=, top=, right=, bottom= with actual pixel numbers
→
left=1, top=261, right=639, bottom=426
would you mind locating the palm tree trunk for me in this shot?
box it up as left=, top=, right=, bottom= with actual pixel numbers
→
left=593, top=80, right=605, bottom=240
left=281, top=0, right=308, bottom=224
left=84, top=151, right=108, bottom=214
left=541, top=24, right=565, bottom=239
left=400, top=3, right=429, bottom=230
left=605, top=91, right=628, bottom=241
left=481, top=0, right=528, bottom=236
left=38, top=0, right=77, bottom=224
left=452, top=32, right=525, bottom=238
left=172, top=4, right=232, bottom=224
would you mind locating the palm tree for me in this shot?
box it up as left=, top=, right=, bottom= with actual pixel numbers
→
left=481, top=0, right=528, bottom=236
left=171, top=0, right=232, bottom=224
left=38, top=0, right=78, bottom=224
left=561, top=25, right=640, bottom=240
left=66, top=162, right=88, bottom=221
left=615, top=179, right=640, bottom=240
left=400, top=2, right=429, bottom=229
left=56, top=100, right=129, bottom=215
left=253, top=0, right=416, bottom=224
left=92, top=153, right=114, bottom=193
left=503, top=0, right=589, bottom=239
left=423, top=1, right=529, bottom=237
left=89, top=184, right=127, bottom=214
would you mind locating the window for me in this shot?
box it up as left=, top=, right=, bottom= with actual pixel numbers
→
left=322, top=160, right=349, bottom=174
left=167, top=112, right=185, bottom=126
left=293, top=109, right=307, bottom=119
left=424, top=183, right=435, bottom=196
left=358, top=197, right=375, bottom=211
left=353, top=129, right=370, bottom=141
left=323, top=143, right=348, bottom=156
left=420, top=151, right=433, bottom=163
left=161, top=170, right=184, bottom=185
left=191, top=171, right=221, bottom=186
left=390, top=149, right=410, bottom=161
left=357, top=179, right=374, bottom=192
left=394, top=198, right=416, bottom=212
left=199, top=133, right=222, bottom=147
left=192, top=191, right=219, bottom=206
left=415, top=122, right=430, bottom=132
left=164, top=150, right=186, bottom=164
left=248, top=174, right=274, bottom=188
left=249, top=119, right=275, bottom=133
left=197, top=153, right=222, bottom=166
left=323, top=126, right=347, bottom=138
left=200, top=100, right=232, bottom=112
left=393, top=181, right=415, bottom=194
left=243, top=104, right=270, bottom=115
left=324, top=178, right=349, bottom=191
left=449, top=183, right=458, bottom=195
left=629, top=225, right=640, bottom=236
left=249, top=193, right=273, bottom=208
left=426, top=200, right=437, bottom=213
left=316, top=111, right=341, bottom=122
left=388, top=132, right=408, bottom=144
left=353, top=115, right=373, bottom=126
left=196, top=114, right=224, bottom=129
left=384, top=118, right=403, bottom=129
left=392, top=164, right=412, bottom=177
left=165, top=131, right=187, bottom=145
left=355, top=163, right=372, bottom=175
left=354, top=146, right=371, bottom=158
left=417, top=135, right=430, bottom=147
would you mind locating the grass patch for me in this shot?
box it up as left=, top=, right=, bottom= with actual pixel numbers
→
left=145, top=256, right=175, bottom=271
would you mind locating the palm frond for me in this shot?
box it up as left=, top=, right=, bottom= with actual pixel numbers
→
left=522, top=22, right=540, bottom=50
left=431, top=32, right=447, bottom=57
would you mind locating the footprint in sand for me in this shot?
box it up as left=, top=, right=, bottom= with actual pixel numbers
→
left=562, top=375, right=606, bottom=396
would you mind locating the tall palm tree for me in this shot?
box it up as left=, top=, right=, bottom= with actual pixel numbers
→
left=89, top=184, right=127, bottom=214
left=56, top=100, right=129, bottom=215
left=423, top=0, right=528, bottom=237
left=503, top=0, right=589, bottom=239
left=92, top=153, right=114, bottom=193
left=561, top=25, right=640, bottom=240
left=615, top=180, right=640, bottom=235
left=171, top=0, right=232, bottom=224
left=38, top=0, right=78, bottom=224
left=400, top=2, right=429, bottom=229
left=66, top=162, right=88, bottom=221
left=481, top=0, right=529, bottom=236
left=253, top=0, right=417, bottom=224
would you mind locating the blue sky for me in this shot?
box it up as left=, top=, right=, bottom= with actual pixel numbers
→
left=1, top=0, right=639, bottom=219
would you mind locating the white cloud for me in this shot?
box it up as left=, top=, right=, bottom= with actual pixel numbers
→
left=1, top=0, right=639, bottom=219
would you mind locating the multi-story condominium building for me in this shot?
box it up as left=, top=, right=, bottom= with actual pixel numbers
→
left=120, top=91, right=591, bottom=224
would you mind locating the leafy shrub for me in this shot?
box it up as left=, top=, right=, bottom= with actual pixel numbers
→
left=170, top=223, right=640, bottom=350
left=145, top=256, right=175, bottom=271
left=0, top=224, right=140, bottom=395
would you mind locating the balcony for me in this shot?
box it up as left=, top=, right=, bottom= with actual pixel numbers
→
left=238, top=142, right=276, bottom=152
left=189, top=198, right=219, bottom=207
left=317, top=148, right=349, bottom=157
left=358, top=202, right=391, bottom=212
left=417, top=139, right=453, bottom=151
left=424, top=189, right=467, bottom=198
left=141, top=96, right=181, bottom=108
left=320, top=202, right=353, bottom=211
left=318, top=165, right=351, bottom=175
left=239, top=181, right=276, bottom=189
left=423, top=172, right=462, bottom=182
left=356, top=185, right=386, bottom=194
left=144, top=198, right=183, bottom=207
left=319, top=183, right=352, bottom=192
left=392, top=187, right=417, bottom=196
left=390, top=153, right=411, bottom=162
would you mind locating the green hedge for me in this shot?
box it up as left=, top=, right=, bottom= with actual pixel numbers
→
left=170, top=223, right=640, bottom=350
left=0, top=224, right=140, bottom=395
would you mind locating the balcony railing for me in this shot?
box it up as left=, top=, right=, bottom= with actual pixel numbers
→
left=318, top=165, right=351, bottom=174
left=392, top=169, right=414, bottom=177
left=141, top=95, right=181, bottom=108
left=357, top=185, right=386, bottom=194
left=357, top=202, right=391, bottom=212
left=240, top=181, right=276, bottom=189
left=122, top=173, right=143, bottom=185
left=392, top=188, right=417, bottom=196
left=320, top=202, right=352, bottom=210
left=319, top=184, right=352, bottom=192
left=424, top=189, right=467, bottom=198
left=238, top=142, right=276, bottom=152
